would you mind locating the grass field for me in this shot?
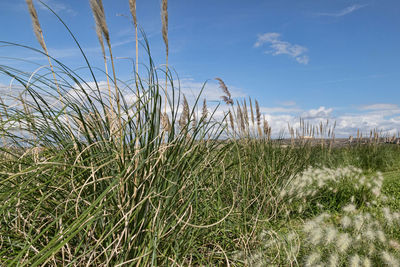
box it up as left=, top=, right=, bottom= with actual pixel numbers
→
left=1, top=1, right=400, bottom=266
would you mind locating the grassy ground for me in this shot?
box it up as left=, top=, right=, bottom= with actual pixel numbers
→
left=1, top=139, right=399, bottom=265
left=1, top=1, right=400, bottom=266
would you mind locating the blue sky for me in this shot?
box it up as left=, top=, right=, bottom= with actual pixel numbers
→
left=1, top=0, right=400, bottom=137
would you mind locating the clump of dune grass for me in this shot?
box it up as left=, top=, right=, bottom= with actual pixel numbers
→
left=0, top=1, right=233, bottom=265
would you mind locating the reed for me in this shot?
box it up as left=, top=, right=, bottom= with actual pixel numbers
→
left=89, top=0, right=122, bottom=144
left=90, top=0, right=113, bottom=121
left=161, top=0, right=168, bottom=116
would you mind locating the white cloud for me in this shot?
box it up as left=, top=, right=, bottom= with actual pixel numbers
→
left=316, top=4, right=366, bottom=17
left=249, top=103, right=400, bottom=138
left=254, top=33, right=309, bottom=64
left=260, top=106, right=301, bottom=114
left=302, top=106, right=333, bottom=119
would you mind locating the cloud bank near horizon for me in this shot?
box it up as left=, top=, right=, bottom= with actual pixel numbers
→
left=1, top=79, right=399, bottom=138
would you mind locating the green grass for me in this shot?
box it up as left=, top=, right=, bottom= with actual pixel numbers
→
left=1, top=2, right=400, bottom=266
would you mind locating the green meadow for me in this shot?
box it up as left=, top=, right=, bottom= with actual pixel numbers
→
left=1, top=1, right=400, bottom=266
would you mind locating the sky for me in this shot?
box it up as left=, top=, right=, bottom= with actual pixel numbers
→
left=1, top=0, right=400, bottom=137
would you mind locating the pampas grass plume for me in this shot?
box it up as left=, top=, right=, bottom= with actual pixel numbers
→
left=26, top=0, right=46, bottom=52
left=161, top=0, right=168, bottom=55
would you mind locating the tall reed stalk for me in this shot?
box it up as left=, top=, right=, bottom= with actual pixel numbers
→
left=161, top=0, right=168, bottom=117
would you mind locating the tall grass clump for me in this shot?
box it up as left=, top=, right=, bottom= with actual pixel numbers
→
left=0, top=1, right=233, bottom=265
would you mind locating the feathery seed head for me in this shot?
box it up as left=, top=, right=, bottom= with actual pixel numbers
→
left=325, top=226, right=338, bottom=244
left=305, top=252, right=321, bottom=267
left=362, top=257, right=371, bottom=267
left=179, top=94, right=190, bottom=129
left=310, top=227, right=323, bottom=246
left=350, top=254, right=361, bottom=267
left=377, top=230, right=386, bottom=243
left=201, top=98, right=207, bottom=121
left=336, top=233, right=351, bottom=253
left=26, top=0, right=47, bottom=51
left=129, top=0, right=137, bottom=26
left=381, top=251, right=399, bottom=267
left=343, top=204, right=357, bottom=213
left=161, top=112, right=171, bottom=132
left=161, top=0, right=168, bottom=55
left=89, top=0, right=110, bottom=43
left=341, top=215, right=352, bottom=229
left=328, top=253, right=339, bottom=267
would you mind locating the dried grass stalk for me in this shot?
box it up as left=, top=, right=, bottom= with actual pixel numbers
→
left=129, top=0, right=139, bottom=81
left=91, top=0, right=113, bottom=117
left=161, top=0, right=168, bottom=116
left=90, top=0, right=122, bottom=143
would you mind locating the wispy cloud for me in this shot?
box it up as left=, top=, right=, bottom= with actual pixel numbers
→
left=177, top=78, right=246, bottom=103
left=280, top=100, right=296, bottom=107
left=35, top=0, right=77, bottom=16
left=360, top=103, right=399, bottom=111
left=316, top=4, right=367, bottom=17
left=254, top=33, right=309, bottom=64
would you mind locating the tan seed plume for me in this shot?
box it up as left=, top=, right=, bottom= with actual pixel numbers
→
left=161, top=0, right=168, bottom=55
left=161, top=0, right=168, bottom=115
left=129, top=0, right=137, bottom=26
left=255, top=99, right=262, bottom=137
left=215, top=78, right=233, bottom=105
left=237, top=103, right=245, bottom=134
left=229, top=111, right=235, bottom=133
left=201, top=98, right=208, bottom=121
left=89, top=0, right=110, bottom=44
left=243, top=99, right=249, bottom=130
left=249, top=97, right=255, bottom=126
left=161, top=112, right=171, bottom=132
left=179, top=95, right=189, bottom=130
left=26, top=0, right=46, bottom=52
left=129, top=0, right=139, bottom=80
